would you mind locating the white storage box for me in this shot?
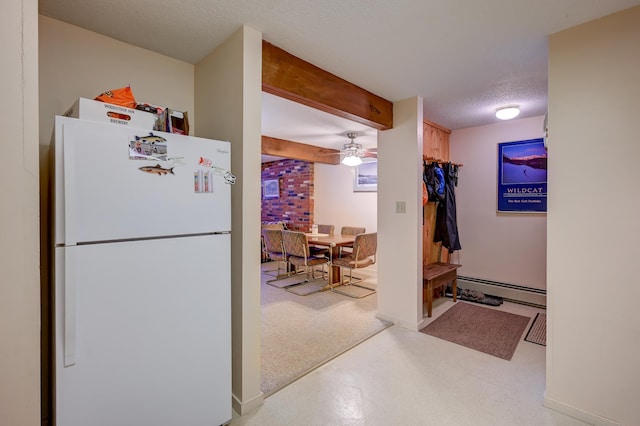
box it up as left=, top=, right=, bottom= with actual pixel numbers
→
left=64, top=98, right=156, bottom=129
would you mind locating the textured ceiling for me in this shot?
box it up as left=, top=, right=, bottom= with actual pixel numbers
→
left=40, top=0, right=640, bottom=146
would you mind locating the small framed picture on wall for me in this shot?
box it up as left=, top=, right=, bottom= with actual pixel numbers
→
left=353, top=160, right=377, bottom=192
left=263, top=179, right=280, bottom=198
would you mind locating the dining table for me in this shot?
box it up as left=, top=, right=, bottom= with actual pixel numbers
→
left=305, top=234, right=356, bottom=287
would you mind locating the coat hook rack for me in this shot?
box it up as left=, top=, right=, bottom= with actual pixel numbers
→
left=423, top=154, right=463, bottom=167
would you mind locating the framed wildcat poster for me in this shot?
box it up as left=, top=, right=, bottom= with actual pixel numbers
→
left=497, top=138, right=547, bottom=213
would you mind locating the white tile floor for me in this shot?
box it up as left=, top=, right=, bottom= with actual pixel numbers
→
left=232, top=298, right=588, bottom=426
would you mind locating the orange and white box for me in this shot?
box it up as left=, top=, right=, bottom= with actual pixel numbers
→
left=64, top=98, right=156, bottom=129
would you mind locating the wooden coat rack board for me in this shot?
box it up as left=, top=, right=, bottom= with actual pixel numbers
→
left=423, top=155, right=463, bottom=168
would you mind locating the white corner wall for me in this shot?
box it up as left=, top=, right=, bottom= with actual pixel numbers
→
left=314, top=163, right=377, bottom=234
left=38, top=15, right=195, bottom=146
left=376, top=97, right=424, bottom=329
left=450, top=116, right=546, bottom=290
left=195, top=26, right=264, bottom=415
left=546, top=7, right=640, bottom=425
left=0, top=1, right=40, bottom=425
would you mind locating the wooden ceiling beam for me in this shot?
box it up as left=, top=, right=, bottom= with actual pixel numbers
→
left=262, top=41, right=393, bottom=131
left=262, top=136, right=341, bottom=165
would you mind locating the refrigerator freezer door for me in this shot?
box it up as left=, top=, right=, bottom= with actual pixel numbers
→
left=54, top=116, right=231, bottom=245
left=55, top=234, right=231, bottom=426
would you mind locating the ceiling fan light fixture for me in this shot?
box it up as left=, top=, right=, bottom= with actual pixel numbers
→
left=341, top=132, right=365, bottom=166
left=342, top=155, right=363, bottom=167
left=496, top=105, right=520, bottom=120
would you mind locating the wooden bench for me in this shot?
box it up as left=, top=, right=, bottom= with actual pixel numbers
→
left=423, top=262, right=461, bottom=317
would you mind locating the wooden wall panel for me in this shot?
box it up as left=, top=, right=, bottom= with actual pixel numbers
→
left=423, top=203, right=442, bottom=264
left=423, top=120, right=451, bottom=161
left=422, top=120, right=451, bottom=266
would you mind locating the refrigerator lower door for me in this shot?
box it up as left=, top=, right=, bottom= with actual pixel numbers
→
left=55, top=235, right=231, bottom=426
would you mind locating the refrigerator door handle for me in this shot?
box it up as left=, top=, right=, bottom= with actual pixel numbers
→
left=64, top=248, right=77, bottom=367
left=63, top=134, right=77, bottom=245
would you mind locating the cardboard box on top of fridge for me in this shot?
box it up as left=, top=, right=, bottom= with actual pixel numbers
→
left=64, top=98, right=156, bottom=129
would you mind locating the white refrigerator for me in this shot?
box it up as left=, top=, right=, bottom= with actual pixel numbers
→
left=53, top=116, right=232, bottom=426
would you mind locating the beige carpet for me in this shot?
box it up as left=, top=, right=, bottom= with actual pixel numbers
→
left=420, top=301, right=531, bottom=361
left=261, top=265, right=391, bottom=396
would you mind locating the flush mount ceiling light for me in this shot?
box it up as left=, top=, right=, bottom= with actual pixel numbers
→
left=496, top=106, right=520, bottom=120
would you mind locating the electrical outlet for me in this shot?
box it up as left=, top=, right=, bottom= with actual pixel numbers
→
left=395, top=201, right=406, bottom=214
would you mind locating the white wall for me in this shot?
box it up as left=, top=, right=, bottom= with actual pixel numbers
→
left=546, top=7, right=640, bottom=425
left=39, top=15, right=195, bottom=145
left=0, top=1, right=40, bottom=425
left=314, top=162, right=377, bottom=234
left=376, top=97, right=424, bottom=329
left=195, top=26, right=264, bottom=415
left=451, top=116, right=546, bottom=289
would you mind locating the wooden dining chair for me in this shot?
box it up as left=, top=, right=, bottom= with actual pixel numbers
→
left=331, top=232, right=377, bottom=298
left=317, top=224, right=335, bottom=235
left=262, top=229, right=291, bottom=283
left=340, top=226, right=366, bottom=253
left=261, top=222, right=285, bottom=263
left=338, top=226, right=367, bottom=280
left=282, top=230, right=330, bottom=284
left=341, top=226, right=365, bottom=236
left=309, top=224, right=335, bottom=258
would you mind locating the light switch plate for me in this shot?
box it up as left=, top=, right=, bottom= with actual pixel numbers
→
left=395, top=201, right=406, bottom=214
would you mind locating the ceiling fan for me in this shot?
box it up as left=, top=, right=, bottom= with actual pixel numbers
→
left=339, top=132, right=377, bottom=166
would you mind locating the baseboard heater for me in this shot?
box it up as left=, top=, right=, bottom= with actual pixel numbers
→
left=457, top=276, right=546, bottom=309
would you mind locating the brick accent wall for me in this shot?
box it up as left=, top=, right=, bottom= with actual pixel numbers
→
left=261, top=159, right=314, bottom=231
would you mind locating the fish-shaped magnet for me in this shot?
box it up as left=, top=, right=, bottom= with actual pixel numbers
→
left=139, top=164, right=174, bottom=175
